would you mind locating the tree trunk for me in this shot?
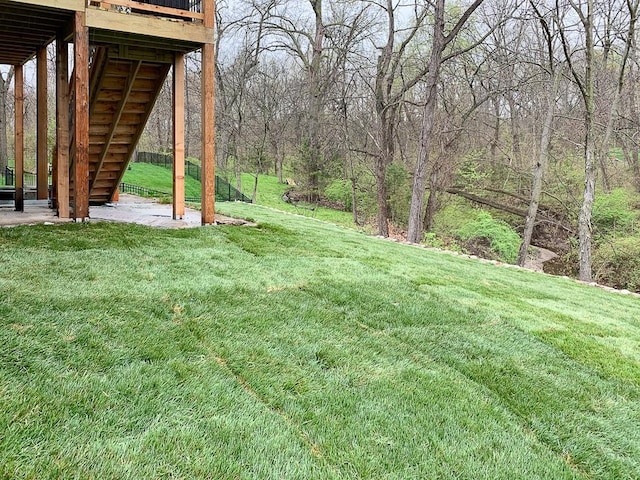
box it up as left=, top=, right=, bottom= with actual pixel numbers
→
left=597, top=1, right=639, bottom=195
left=507, top=94, right=522, bottom=166
left=579, top=142, right=597, bottom=282
left=252, top=173, right=259, bottom=203
left=407, top=0, right=445, bottom=243
left=518, top=69, right=561, bottom=267
left=490, top=98, right=500, bottom=165
left=578, top=0, right=596, bottom=282
left=423, top=165, right=439, bottom=232
left=622, top=69, right=640, bottom=191
left=372, top=0, right=397, bottom=237
left=306, top=0, right=325, bottom=202
left=374, top=106, right=396, bottom=237
left=351, top=176, right=358, bottom=225
left=273, top=141, right=283, bottom=184
left=623, top=148, right=640, bottom=192
left=375, top=152, right=390, bottom=236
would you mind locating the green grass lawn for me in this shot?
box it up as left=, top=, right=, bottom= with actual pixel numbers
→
left=1, top=203, right=639, bottom=479
left=236, top=173, right=356, bottom=227
left=123, top=162, right=356, bottom=227
left=121, top=163, right=202, bottom=199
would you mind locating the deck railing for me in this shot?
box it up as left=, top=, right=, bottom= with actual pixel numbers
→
left=87, top=0, right=204, bottom=22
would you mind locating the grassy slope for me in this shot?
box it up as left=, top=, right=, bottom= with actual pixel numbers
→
left=1, top=203, right=639, bottom=479
left=121, top=163, right=202, bottom=198
left=237, top=173, right=356, bottom=227
left=122, top=163, right=354, bottom=226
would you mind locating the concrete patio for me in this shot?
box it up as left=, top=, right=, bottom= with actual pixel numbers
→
left=0, top=195, right=250, bottom=228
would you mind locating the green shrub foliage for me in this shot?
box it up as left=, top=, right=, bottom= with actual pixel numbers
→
left=325, top=179, right=352, bottom=211
left=455, top=211, right=521, bottom=263
left=594, top=236, right=640, bottom=291
left=592, top=188, right=637, bottom=234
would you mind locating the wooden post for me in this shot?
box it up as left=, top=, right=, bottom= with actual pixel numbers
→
left=201, top=0, right=215, bottom=225
left=74, top=12, right=89, bottom=220
left=56, top=37, right=70, bottom=218
left=173, top=53, right=185, bottom=220
left=14, top=64, right=24, bottom=212
left=37, top=47, right=49, bottom=200
left=203, top=0, right=215, bottom=27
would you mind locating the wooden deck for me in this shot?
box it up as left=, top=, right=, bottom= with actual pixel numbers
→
left=0, top=0, right=216, bottom=224
left=0, top=0, right=210, bottom=66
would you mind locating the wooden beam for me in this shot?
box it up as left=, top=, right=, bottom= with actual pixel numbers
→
left=88, top=47, right=109, bottom=113
left=90, top=60, right=142, bottom=194
left=85, top=9, right=213, bottom=45
left=14, top=64, right=24, bottom=212
left=37, top=47, right=49, bottom=200
left=8, top=0, right=84, bottom=11
left=90, top=0, right=205, bottom=21
left=201, top=42, right=215, bottom=225
left=73, top=11, right=89, bottom=220
left=56, top=36, right=70, bottom=218
left=110, top=45, right=174, bottom=64
left=173, top=53, right=185, bottom=220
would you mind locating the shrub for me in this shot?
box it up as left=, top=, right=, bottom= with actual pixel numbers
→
left=432, top=199, right=481, bottom=234
left=592, top=188, right=636, bottom=234
left=593, top=236, right=640, bottom=292
left=325, top=179, right=352, bottom=210
left=456, top=151, right=488, bottom=187
left=455, top=211, right=521, bottom=263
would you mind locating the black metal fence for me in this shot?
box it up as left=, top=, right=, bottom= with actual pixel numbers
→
left=0, top=167, right=37, bottom=188
left=119, top=183, right=170, bottom=199
left=134, top=151, right=252, bottom=203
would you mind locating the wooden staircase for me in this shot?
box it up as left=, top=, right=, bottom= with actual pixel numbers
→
left=74, top=47, right=171, bottom=204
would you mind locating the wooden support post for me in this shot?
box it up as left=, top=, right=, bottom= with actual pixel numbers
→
left=201, top=42, right=215, bottom=225
left=173, top=53, right=185, bottom=220
left=14, top=64, right=24, bottom=212
left=200, top=0, right=215, bottom=224
left=203, top=0, right=215, bottom=28
left=56, top=37, right=70, bottom=218
left=37, top=47, right=49, bottom=200
left=201, top=1, right=216, bottom=225
left=73, top=12, right=89, bottom=220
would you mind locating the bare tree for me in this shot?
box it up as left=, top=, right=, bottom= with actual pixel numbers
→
left=557, top=0, right=638, bottom=281
left=406, top=0, right=488, bottom=243
left=260, top=0, right=372, bottom=200
left=518, top=1, right=564, bottom=266
left=371, top=0, right=429, bottom=236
